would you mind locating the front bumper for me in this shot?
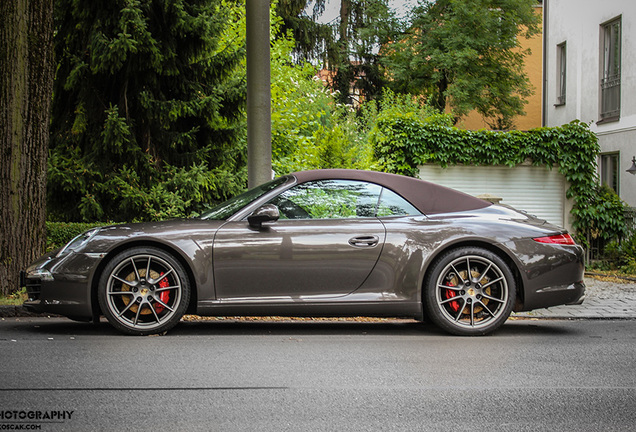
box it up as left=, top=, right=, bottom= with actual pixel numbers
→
left=21, top=251, right=104, bottom=320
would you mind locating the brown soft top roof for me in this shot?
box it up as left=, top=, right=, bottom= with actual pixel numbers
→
left=290, top=169, right=491, bottom=215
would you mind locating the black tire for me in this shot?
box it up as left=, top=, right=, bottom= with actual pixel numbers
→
left=98, top=247, right=190, bottom=335
left=424, top=247, right=515, bottom=336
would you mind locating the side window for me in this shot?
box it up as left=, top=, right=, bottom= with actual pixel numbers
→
left=377, top=188, right=421, bottom=217
left=556, top=42, right=567, bottom=105
left=600, top=153, right=619, bottom=194
left=269, top=180, right=382, bottom=219
left=600, top=17, right=621, bottom=121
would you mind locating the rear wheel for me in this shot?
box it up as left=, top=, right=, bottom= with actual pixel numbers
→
left=98, top=247, right=190, bottom=335
left=424, top=247, right=515, bottom=336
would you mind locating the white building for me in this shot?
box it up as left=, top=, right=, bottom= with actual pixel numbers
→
left=543, top=0, right=636, bottom=208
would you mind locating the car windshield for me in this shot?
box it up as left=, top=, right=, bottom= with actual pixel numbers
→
left=199, top=176, right=289, bottom=220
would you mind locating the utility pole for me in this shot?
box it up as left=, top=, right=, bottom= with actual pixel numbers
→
left=246, top=0, right=272, bottom=188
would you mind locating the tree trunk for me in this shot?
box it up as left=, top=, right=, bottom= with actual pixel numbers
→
left=335, top=0, right=351, bottom=104
left=0, top=0, right=54, bottom=296
left=435, top=73, right=448, bottom=113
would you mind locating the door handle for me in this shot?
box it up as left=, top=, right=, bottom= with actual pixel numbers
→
left=348, top=235, right=380, bottom=248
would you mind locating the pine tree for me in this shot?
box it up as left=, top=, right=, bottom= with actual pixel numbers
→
left=275, top=0, right=333, bottom=62
left=276, top=0, right=397, bottom=105
left=49, top=0, right=247, bottom=222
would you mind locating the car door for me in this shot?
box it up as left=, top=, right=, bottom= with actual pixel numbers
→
left=212, top=180, right=386, bottom=300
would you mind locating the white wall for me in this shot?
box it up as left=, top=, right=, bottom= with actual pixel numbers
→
left=544, top=0, right=636, bottom=207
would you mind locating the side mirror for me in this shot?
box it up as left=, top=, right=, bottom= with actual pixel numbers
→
left=248, top=204, right=280, bottom=229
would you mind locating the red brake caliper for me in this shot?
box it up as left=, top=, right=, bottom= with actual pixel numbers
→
left=444, top=282, right=460, bottom=313
left=155, top=272, right=170, bottom=314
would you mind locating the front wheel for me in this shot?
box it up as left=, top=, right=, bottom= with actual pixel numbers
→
left=424, top=247, right=516, bottom=336
left=98, top=247, right=190, bottom=335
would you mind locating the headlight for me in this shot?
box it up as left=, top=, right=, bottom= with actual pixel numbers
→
left=56, top=228, right=101, bottom=257
left=26, top=268, right=54, bottom=281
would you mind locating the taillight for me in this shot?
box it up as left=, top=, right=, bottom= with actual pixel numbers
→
left=533, top=233, right=576, bottom=245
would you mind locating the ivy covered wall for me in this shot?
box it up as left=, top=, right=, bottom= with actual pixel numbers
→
left=370, top=112, right=627, bottom=244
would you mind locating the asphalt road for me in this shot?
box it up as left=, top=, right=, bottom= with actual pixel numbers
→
left=1, top=317, right=635, bottom=431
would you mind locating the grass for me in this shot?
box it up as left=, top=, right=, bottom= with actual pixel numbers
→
left=0, top=288, right=28, bottom=306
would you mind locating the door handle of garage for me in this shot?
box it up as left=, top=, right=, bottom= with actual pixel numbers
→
left=348, top=235, right=380, bottom=248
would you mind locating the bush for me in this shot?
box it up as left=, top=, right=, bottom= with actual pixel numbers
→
left=598, top=231, right=636, bottom=274
left=46, top=221, right=111, bottom=252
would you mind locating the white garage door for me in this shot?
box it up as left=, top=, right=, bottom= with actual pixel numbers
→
left=418, top=164, right=570, bottom=229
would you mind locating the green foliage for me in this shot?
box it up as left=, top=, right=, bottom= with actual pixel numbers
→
left=370, top=112, right=628, bottom=241
left=275, top=0, right=400, bottom=104
left=270, top=31, right=331, bottom=173
left=382, top=0, right=540, bottom=129
left=274, top=0, right=334, bottom=62
left=271, top=62, right=440, bottom=176
left=574, top=185, right=628, bottom=246
left=625, top=258, right=636, bottom=275
left=270, top=28, right=377, bottom=175
left=49, top=0, right=247, bottom=222
left=595, top=231, right=636, bottom=275
left=327, top=0, right=398, bottom=104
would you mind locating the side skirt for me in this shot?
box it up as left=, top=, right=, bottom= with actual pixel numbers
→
left=195, top=300, right=423, bottom=320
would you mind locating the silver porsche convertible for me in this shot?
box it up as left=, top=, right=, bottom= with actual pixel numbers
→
left=22, top=169, right=585, bottom=336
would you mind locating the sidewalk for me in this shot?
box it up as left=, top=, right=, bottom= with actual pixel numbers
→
left=2, top=276, right=635, bottom=320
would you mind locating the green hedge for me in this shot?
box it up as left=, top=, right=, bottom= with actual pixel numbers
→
left=46, top=222, right=111, bottom=252
left=370, top=114, right=628, bottom=244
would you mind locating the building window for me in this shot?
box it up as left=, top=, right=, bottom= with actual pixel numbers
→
left=600, top=17, right=621, bottom=121
left=556, top=42, right=567, bottom=105
left=600, top=153, right=619, bottom=193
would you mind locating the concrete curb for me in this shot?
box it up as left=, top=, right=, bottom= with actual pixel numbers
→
left=3, top=303, right=635, bottom=321
left=0, top=305, right=59, bottom=318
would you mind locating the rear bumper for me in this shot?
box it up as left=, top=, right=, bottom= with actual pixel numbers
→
left=505, top=237, right=586, bottom=312
left=517, top=280, right=586, bottom=312
left=567, top=284, right=586, bottom=305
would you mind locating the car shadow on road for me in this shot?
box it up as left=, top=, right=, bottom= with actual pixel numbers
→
left=171, top=318, right=579, bottom=337
left=4, top=316, right=582, bottom=338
